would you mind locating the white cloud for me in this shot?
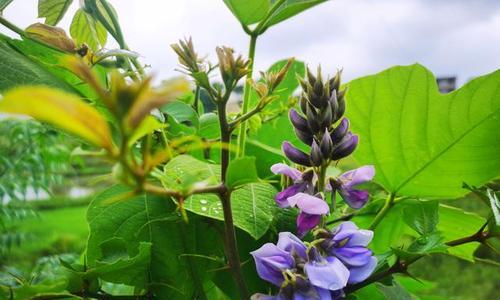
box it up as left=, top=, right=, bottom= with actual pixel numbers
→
left=1, top=0, right=499, bottom=86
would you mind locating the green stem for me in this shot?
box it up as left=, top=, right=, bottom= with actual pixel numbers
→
left=235, top=33, right=258, bottom=157
left=193, top=85, right=202, bottom=115
left=0, top=16, right=26, bottom=37
left=369, top=193, right=395, bottom=230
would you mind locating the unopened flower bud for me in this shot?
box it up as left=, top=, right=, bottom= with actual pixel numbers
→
left=320, top=104, right=333, bottom=129
left=331, top=134, right=358, bottom=160
left=320, top=129, right=334, bottom=157
left=331, top=118, right=349, bottom=142
left=289, top=109, right=309, bottom=132
left=283, top=141, right=312, bottom=166
left=306, top=105, right=320, bottom=133
left=295, top=128, right=314, bottom=145
left=310, top=140, right=323, bottom=166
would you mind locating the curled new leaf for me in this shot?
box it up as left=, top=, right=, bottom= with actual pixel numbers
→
left=0, top=86, right=114, bottom=151
left=126, top=77, right=190, bottom=128
left=26, top=23, right=76, bottom=52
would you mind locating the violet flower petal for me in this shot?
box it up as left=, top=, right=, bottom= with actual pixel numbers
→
left=288, top=193, right=330, bottom=215
left=271, top=163, right=303, bottom=182
left=275, top=183, right=307, bottom=208
left=304, top=256, right=349, bottom=291
left=251, top=243, right=294, bottom=287
left=276, top=232, right=308, bottom=259
left=347, top=256, right=377, bottom=284
left=339, top=165, right=375, bottom=188
left=333, top=247, right=373, bottom=267
left=297, top=212, right=322, bottom=237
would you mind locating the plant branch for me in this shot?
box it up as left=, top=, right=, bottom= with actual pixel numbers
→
left=368, top=193, right=395, bottom=230
left=345, top=223, right=498, bottom=294
left=217, top=96, right=250, bottom=298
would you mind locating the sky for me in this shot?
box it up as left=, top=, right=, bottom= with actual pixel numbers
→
left=1, top=0, right=500, bottom=86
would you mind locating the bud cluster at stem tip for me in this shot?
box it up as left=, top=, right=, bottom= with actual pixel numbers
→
left=284, top=67, right=357, bottom=167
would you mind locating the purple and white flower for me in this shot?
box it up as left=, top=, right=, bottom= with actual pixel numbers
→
left=271, top=163, right=314, bottom=208
left=287, top=193, right=330, bottom=237
left=329, top=165, right=375, bottom=209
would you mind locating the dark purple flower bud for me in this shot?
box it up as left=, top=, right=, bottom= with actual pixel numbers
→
left=310, top=140, right=323, bottom=166
left=331, top=118, right=349, bottom=142
left=331, top=134, right=358, bottom=161
left=334, top=90, right=346, bottom=122
left=320, top=103, right=333, bottom=128
left=301, top=169, right=315, bottom=182
left=299, top=97, right=308, bottom=114
left=289, top=109, right=309, bottom=132
left=320, top=129, right=334, bottom=157
left=282, top=141, right=312, bottom=166
left=306, top=105, right=320, bottom=133
left=329, top=92, right=339, bottom=120
left=294, top=128, right=314, bottom=145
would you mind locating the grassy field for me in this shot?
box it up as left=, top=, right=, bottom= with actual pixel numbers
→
left=7, top=206, right=88, bottom=268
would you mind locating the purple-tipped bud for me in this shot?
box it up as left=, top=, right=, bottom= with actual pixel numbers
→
left=289, top=109, right=309, bottom=132
left=334, top=90, right=346, bottom=122
left=320, top=129, right=334, bottom=157
left=299, top=97, right=308, bottom=114
left=331, top=134, right=358, bottom=160
left=310, top=140, right=323, bottom=166
left=320, top=103, right=333, bottom=128
left=331, top=118, right=349, bottom=142
left=294, top=128, right=314, bottom=145
left=306, top=105, right=320, bottom=133
left=282, top=141, right=312, bottom=166
left=329, top=92, right=339, bottom=118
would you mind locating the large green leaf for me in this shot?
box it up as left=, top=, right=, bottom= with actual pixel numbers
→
left=70, top=8, right=107, bottom=50
left=226, top=156, right=259, bottom=189
left=346, top=64, right=500, bottom=198
left=265, top=0, right=329, bottom=28
left=187, top=183, right=277, bottom=239
left=0, top=0, right=13, bottom=12
left=223, top=0, right=270, bottom=25
left=0, top=35, right=72, bottom=93
left=86, top=185, right=222, bottom=299
left=38, top=0, right=74, bottom=25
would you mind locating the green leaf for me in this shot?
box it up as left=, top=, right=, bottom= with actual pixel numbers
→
left=402, top=200, right=439, bottom=235
left=223, top=0, right=270, bottom=25
left=376, top=281, right=413, bottom=300
left=0, top=86, right=113, bottom=151
left=85, top=241, right=152, bottom=287
left=128, top=116, right=166, bottom=147
left=438, top=204, right=485, bottom=261
left=346, top=64, right=500, bottom=198
left=86, top=185, right=222, bottom=299
left=38, top=0, right=74, bottom=25
left=70, top=8, right=107, bottom=50
left=226, top=157, right=259, bottom=189
left=0, top=35, right=75, bottom=93
left=161, top=155, right=220, bottom=192
left=0, top=0, right=13, bottom=12
left=161, top=100, right=199, bottom=129
left=265, top=0, right=329, bottom=28
left=186, top=183, right=277, bottom=239
left=198, top=113, right=221, bottom=140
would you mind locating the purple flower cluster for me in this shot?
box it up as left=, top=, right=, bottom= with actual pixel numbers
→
left=251, top=222, right=376, bottom=300
left=271, top=163, right=374, bottom=236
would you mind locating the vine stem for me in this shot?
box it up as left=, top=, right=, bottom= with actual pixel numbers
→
left=368, top=192, right=395, bottom=230
left=217, top=100, right=250, bottom=299
left=345, top=223, right=498, bottom=294
left=235, top=33, right=258, bottom=158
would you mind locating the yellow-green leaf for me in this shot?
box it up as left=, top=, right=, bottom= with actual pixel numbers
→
left=38, top=0, right=73, bottom=26
left=26, top=22, right=76, bottom=52
left=0, top=86, right=113, bottom=150
left=70, top=8, right=107, bottom=50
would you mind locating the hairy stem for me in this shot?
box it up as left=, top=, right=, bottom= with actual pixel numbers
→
left=369, top=193, right=395, bottom=230
left=218, top=101, right=249, bottom=299
left=235, top=33, right=258, bottom=157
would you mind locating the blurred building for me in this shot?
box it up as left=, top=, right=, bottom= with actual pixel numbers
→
left=437, top=77, right=457, bottom=93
